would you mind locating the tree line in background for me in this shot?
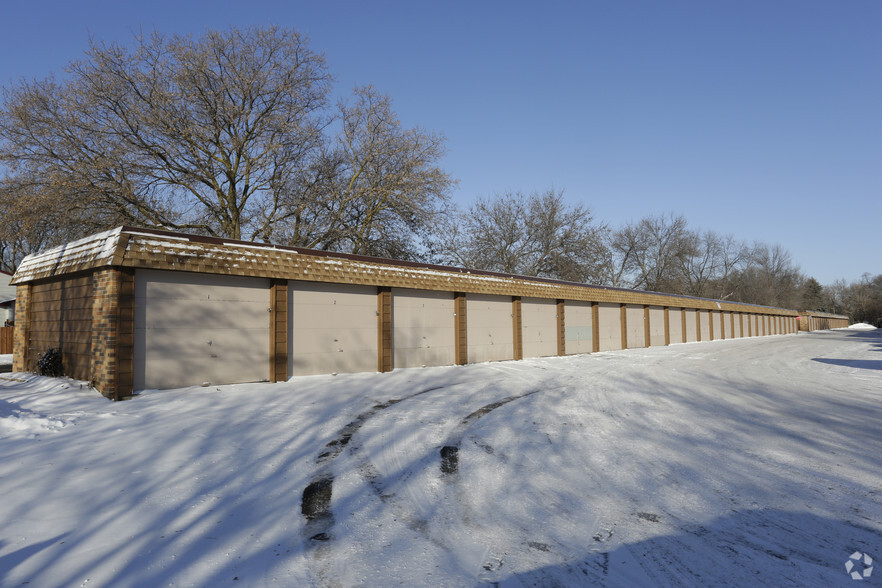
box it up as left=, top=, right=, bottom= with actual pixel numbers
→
left=1, top=26, right=878, bottom=325
left=434, top=193, right=882, bottom=326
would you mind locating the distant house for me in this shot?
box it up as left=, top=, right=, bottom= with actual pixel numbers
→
left=0, top=269, right=15, bottom=326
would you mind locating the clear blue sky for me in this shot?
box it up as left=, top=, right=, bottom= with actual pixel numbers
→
left=1, top=0, right=879, bottom=285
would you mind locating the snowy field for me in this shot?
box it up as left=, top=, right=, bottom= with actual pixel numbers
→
left=1, top=327, right=881, bottom=587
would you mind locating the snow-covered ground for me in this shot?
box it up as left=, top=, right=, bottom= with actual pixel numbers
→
left=0, top=354, right=12, bottom=366
left=1, top=328, right=881, bottom=587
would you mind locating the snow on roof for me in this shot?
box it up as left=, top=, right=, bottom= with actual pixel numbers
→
left=11, top=227, right=124, bottom=284
left=10, top=226, right=800, bottom=315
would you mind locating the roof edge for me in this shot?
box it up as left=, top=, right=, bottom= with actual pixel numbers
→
left=11, top=225, right=802, bottom=315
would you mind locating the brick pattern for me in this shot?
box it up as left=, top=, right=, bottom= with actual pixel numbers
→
left=454, top=293, right=467, bottom=365
left=28, top=275, right=93, bottom=379
left=377, top=287, right=393, bottom=372
left=116, top=270, right=135, bottom=397
left=12, top=283, right=31, bottom=372
left=512, top=297, right=523, bottom=361
left=591, top=302, right=600, bottom=353
left=90, top=269, right=135, bottom=400
left=556, top=300, right=566, bottom=356
left=269, top=280, right=288, bottom=382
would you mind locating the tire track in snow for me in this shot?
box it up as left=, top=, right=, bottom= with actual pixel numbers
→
left=300, top=384, right=454, bottom=586
left=302, top=362, right=564, bottom=584
left=353, top=385, right=550, bottom=583
left=300, top=385, right=449, bottom=545
left=443, top=385, right=607, bottom=583
left=438, top=390, right=541, bottom=476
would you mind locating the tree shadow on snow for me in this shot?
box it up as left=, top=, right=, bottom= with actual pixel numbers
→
left=0, top=533, right=71, bottom=585
left=812, top=358, right=882, bottom=371
left=497, top=510, right=881, bottom=587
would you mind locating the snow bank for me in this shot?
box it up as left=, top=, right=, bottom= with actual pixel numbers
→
left=1, top=330, right=881, bottom=586
left=0, top=354, right=11, bottom=366
left=848, top=322, right=877, bottom=330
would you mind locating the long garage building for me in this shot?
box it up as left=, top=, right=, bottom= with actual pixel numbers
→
left=10, top=227, right=816, bottom=400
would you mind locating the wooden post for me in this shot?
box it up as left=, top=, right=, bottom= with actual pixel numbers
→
left=643, top=305, right=651, bottom=348
left=269, top=279, right=288, bottom=383
left=708, top=311, right=715, bottom=341
left=681, top=308, right=687, bottom=343
left=592, top=302, right=600, bottom=353
left=512, top=296, right=523, bottom=360
left=620, top=304, right=628, bottom=350
left=557, top=300, right=566, bottom=356
left=377, top=287, right=393, bottom=372
left=454, top=292, right=467, bottom=365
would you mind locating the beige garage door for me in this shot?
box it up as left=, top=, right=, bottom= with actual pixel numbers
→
left=393, top=288, right=455, bottom=369
left=522, top=298, right=557, bottom=358
left=467, top=294, right=514, bottom=363
left=684, top=310, right=698, bottom=342
left=565, top=300, right=593, bottom=355
left=649, top=306, right=666, bottom=347
left=289, top=282, right=378, bottom=376
left=597, top=302, right=622, bottom=351
left=133, top=270, right=270, bottom=390
left=625, top=304, right=645, bottom=349
left=668, top=308, right=683, bottom=344
left=699, top=310, right=711, bottom=341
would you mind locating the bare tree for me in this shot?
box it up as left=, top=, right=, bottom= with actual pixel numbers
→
left=0, top=26, right=333, bottom=242
left=0, top=175, right=124, bottom=273
left=270, top=86, right=453, bottom=259
left=610, top=213, right=693, bottom=292
left=731, top=243, right=803, bottom=308
left=835, top=273, right=882, bottom=325
left=679, top=231, right=749, bottom=299
left=434, top=189, right=607, bottom=283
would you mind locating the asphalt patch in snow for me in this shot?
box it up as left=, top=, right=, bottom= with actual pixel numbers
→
left=439, top=445, right=459, bottom=474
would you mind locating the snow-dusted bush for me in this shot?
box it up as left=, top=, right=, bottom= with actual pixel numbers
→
left=37, top=347, right=63, bottom=377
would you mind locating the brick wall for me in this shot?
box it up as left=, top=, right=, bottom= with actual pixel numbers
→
left=12, top=283, right=29, bottom=372
left=12, top=270, right=135, bottom=400
left=27, top=275, right=93, bottom=379
left=89, top=268, right=135, bottom=400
